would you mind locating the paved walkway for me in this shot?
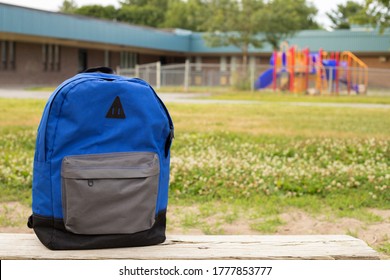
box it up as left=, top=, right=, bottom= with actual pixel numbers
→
left=1, top=88, right=389, bottom=109
left=0, top=88, right=52, bottom=99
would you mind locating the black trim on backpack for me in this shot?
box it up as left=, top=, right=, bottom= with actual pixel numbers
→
left=28, top=211, right=166, bottom=250
left=164, top=129, right=174, bottom=158
left=83, top=66, right=114, bottom=74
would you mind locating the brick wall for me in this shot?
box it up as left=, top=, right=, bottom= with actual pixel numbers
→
left=138, top=54, right=160, bottom=64
left=110, top=52, right=120, bottom=71
left=0, top=42, right=79, bottom=86
left=359, top=55, right=390, bottom=68
left=87, top=49, right=105, bottom=69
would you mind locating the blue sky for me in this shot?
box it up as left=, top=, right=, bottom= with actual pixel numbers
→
left=0, top=0, right=364, bottom=29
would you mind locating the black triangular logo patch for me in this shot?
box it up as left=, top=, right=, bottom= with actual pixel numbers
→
left=106, top=96, right=126, bottom=119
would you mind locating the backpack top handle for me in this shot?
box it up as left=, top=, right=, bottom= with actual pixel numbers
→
left=83, top=67, right=114, bottom=74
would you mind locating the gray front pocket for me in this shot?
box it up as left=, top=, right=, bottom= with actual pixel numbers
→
left=61, top=152, right=159, bottom=235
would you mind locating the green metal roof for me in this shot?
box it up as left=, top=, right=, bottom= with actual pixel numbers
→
left=189, top=29, right=390, bottom=53
left=288, top=29, right=390, bottom=53
left=1, top=3, right=389, bottom=54
left=0, top=3, right=190, bottom=52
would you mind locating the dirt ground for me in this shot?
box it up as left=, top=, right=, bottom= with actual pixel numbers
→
left=1, top=202, right=389, bottom=259
left=167, top=205, right=390, bottom=259
left=167, top=206, right=390, bottom=245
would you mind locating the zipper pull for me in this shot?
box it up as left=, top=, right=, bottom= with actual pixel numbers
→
left=88, top=179, right=94, bottom=187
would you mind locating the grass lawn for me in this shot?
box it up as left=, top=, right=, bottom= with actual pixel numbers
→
left=27, top=86, right=390, bottom=105
left=0, top=97, right=389, bottom=256
left=206, top=90, right=390, bottom=105
left=157, top=86, right=390, bottom=105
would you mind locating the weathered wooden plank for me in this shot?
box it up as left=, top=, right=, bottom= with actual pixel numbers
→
left=0, top=234, right=380, bottom=260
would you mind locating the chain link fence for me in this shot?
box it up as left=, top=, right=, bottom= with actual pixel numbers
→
left=117, top=61, right=390, bottom=95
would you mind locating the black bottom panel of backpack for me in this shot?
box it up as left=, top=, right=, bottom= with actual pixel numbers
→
left=27, top=211, right=166, bottom=250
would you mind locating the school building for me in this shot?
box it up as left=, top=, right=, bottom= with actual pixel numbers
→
left=0, top=3, right=389, bottom=86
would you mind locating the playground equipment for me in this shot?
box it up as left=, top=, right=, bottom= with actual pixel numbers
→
left=255, top=43, right=368, bottom=95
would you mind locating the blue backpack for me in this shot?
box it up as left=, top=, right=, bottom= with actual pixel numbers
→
left=28, top=67, right=174, bottom=250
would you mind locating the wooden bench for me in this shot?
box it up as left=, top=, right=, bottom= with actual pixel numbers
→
left=0, top=233, right=380, bottom=260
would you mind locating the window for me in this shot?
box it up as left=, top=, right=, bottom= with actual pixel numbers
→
left=42, top=44, right=60, bottom=71
left=1, top=41, right=6, bottom=70
left=53, top=45, right=60, bottom=71
left=0, top=40, right=15, bottom=71
left=104, top=50, right=110, bottom=67
left=230, top=56, right=237, bottom=71
left=220, top=56, right=227, bottom=72
left=195, top=56, right=202, bottom=71
left=78, top=49, right=88, bottom=73
left=120, top=51, right=137, bottom=68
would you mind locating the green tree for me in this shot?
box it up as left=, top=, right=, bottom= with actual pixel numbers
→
left=203, top=0, right=266, bottom=68
left=120, top=0, right=162, bottom=5
left=116, top=5, right=162, bottom=26
left=261, top=0, right=319, bottom=49
left=118, top=0, right=168, bottom=27
left=74, top=5, right=118, bottom=20
left=353, top=0, right=389, bottom=33
left=59, top=0, right=78, bottom=13
left=162, top=0, right=209, bottom=31
left=203, top=0, right=319, bottom=66
left=326, top=1, right=365, bottom=29
left=161, top=0, right=187, bottom=29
